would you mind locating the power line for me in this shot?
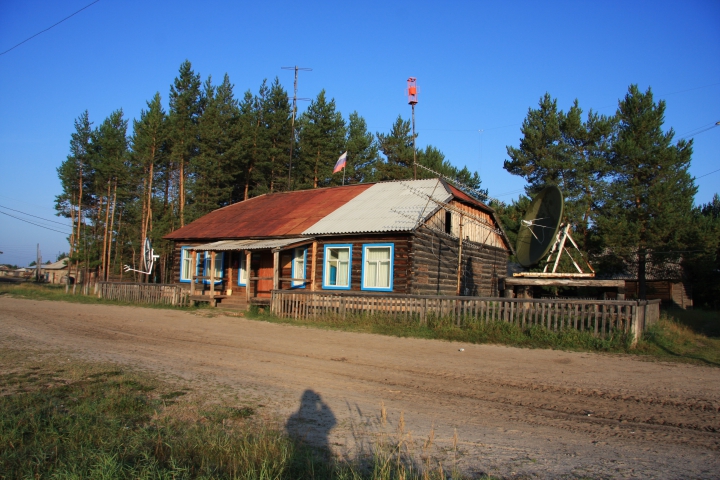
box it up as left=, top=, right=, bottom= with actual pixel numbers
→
left=0, top=204, right=70, bottom=226
left=0, top=211, right=71, bottom=235
left=696, top=168, right=720, bottom=180
left=0, top=0, right=101, bottom=57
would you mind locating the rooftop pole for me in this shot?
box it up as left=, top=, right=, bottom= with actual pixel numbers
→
left=281, top=65, right=312, bottom=190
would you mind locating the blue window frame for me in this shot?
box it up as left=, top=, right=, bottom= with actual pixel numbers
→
left=291, top=247, right=307, bottom=288
left=361, top=243, right=394, bottom=292
left=201, top=251, right=224, bottom=285
left=179, top=246, right=197, bottom=283
left=237, top=252, right=247, bottom=286
left=322, top=244, right=352, bottom=290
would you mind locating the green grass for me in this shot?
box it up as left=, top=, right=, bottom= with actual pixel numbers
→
left=248, top=309, right=636, bottom=352
left=634, top=310, right=720, bottom=366
left=247, top=307, right=720, bottom=365
left=0, top=348, right=473, bottom=479
left=0, top=282, right=203, bottom=311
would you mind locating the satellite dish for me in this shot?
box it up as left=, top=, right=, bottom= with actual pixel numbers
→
left=124, top=238, right=160, bottom=275
left=143, top=238, right=153, bottom=271
left=516, top=186, right=564, bottom=267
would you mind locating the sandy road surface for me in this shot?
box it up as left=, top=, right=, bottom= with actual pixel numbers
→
left=1, top=297, right=719, bottom=478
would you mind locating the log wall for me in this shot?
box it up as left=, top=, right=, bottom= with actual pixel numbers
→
left=409, top=226, right=508, bottom=296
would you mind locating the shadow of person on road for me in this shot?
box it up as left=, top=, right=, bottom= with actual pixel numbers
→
left=286, top=389, right=337, bottom=460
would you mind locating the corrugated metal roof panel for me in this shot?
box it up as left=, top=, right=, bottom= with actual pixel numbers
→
left=165, top=184, right=372, bottom=240
left=194, top=238, right=312, bottom=251
left=302, top=179, right=452, bottom=235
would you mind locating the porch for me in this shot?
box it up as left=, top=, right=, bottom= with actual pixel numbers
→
left=184, top=237, right=316, bottom=307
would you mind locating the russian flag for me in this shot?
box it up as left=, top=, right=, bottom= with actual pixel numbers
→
left=333, top=152, right=347, bottom=173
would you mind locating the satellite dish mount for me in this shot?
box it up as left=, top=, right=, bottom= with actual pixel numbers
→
left=514, top=186, right=594, bottom=278
left=124, top=238, right=160, bottom=275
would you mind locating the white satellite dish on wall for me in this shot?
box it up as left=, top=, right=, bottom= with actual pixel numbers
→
left=124, top=238, right=160, bottom=275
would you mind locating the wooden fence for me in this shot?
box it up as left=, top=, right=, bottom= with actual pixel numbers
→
left=271, top=290, right=661, bottom=346
left=98, top=282, right=190, bottom=307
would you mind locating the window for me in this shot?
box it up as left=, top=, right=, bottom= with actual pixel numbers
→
left=323, top=244, right=352, bottom=289
left=180, top=247, right=195, bottom=283
left=237, top=252, right=247, bottom=286
left=291, top=248, right=306, bottom=288
left=201, top=251, right=224, bottom=285
left=361, top=243, right=394, bottom=291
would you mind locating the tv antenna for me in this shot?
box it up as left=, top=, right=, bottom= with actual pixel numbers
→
left=282, top=65, right=312, bottom=189
left=514, top=186, right=594, bottom=277
left=124, top=238, right=159, bottom=276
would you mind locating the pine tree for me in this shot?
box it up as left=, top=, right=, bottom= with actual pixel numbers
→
left=345, top=111, right=379, bottom=184
left=130, top=92, right=167, bottom=280
left=376, top=116, right=414, bottom=181
left=296, top=90, right=346, bottom=188
left=194, top=74, right=239, bottom=219
left=596, top=85, right=696, bottom=299
left=168, top=60, right=202, bottom=227
left=93, top=109, right=129, bottom=280
left=505, top=94, right=613, bottom=250
left=259, top=78, right=291, bottom=193
left=235, top=81, right=271, bottom=198
left=55, top=110, right=93, bottom=287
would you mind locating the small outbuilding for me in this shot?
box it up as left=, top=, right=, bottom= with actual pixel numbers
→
left=165, top=179, right=513, bottom=308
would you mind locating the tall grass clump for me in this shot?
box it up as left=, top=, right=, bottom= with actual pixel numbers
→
left=636, top=312, right=720, bottom=366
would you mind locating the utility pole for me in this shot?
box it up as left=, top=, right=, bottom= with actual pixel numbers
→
left=36, top=243, right=42, bottom=282
left=281, top=65, right=312, bottom=190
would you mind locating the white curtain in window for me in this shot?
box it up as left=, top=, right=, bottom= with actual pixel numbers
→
left=328, top=248, right=349, bottom=286
left=365, top=247, right=390, bottom=288
left=181, top=250, right=192, bottom=281
left=293, top=249, right=305, bottom=286
left=239, top=254, right=247, bottom=284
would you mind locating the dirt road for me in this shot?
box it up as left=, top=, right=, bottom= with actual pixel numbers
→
left=1, top=297, right=718, bottom=478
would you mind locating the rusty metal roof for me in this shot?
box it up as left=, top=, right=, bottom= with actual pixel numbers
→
left=165, top=184, right=372, bottom=240
left=302, top=179, right=452, bottom=235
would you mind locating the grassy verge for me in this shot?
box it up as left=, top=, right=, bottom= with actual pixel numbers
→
left=0, top=346, right=471, bottom=479
left=3, top=283, right=717, bottom=365
left=634, top=311, right=720, bottom=366
left=0, top=282, right=201, bottom=311
left=246, top=306, right=720, bottom=365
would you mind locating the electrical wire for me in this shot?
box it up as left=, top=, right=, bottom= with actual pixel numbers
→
left=0, top=204, right=70, bottom=226
left=0, top=0, right=101, bottom=56
left=0, top=211, right=71, bottom=235
left=696, top=168, right=720, bottom=180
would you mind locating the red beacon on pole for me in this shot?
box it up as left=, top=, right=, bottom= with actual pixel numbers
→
left=407, top=77, right=418, bottom=105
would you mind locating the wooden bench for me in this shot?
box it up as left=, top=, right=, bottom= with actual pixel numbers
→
left=189, top=294, right=227, bottom=307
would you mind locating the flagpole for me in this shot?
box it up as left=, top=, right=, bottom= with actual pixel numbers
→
left=342, top=162, right=346, bottom=186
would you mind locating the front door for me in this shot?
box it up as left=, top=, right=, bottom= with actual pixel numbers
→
left=251, top=251, right=274, bottom=297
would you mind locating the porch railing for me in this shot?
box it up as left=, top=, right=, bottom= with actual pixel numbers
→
left=98, top=282, right=190, bottom=306
left=271, top=290, right=661, bottom=346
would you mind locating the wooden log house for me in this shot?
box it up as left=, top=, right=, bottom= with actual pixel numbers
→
left=164, top=179, right=513, bottom=309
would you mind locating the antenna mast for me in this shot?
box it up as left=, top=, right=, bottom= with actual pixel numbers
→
left=407, top=77, right=418, bottom=180
left=282, top=65, right=312, bottom=190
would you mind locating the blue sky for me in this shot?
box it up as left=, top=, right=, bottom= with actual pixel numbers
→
left=1, top=0, right=718, bottom=267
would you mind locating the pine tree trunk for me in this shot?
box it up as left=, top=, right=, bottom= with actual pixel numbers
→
left=106, top=179, right=118, bottom=281
left=101, top=180, right=111, bottom=280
